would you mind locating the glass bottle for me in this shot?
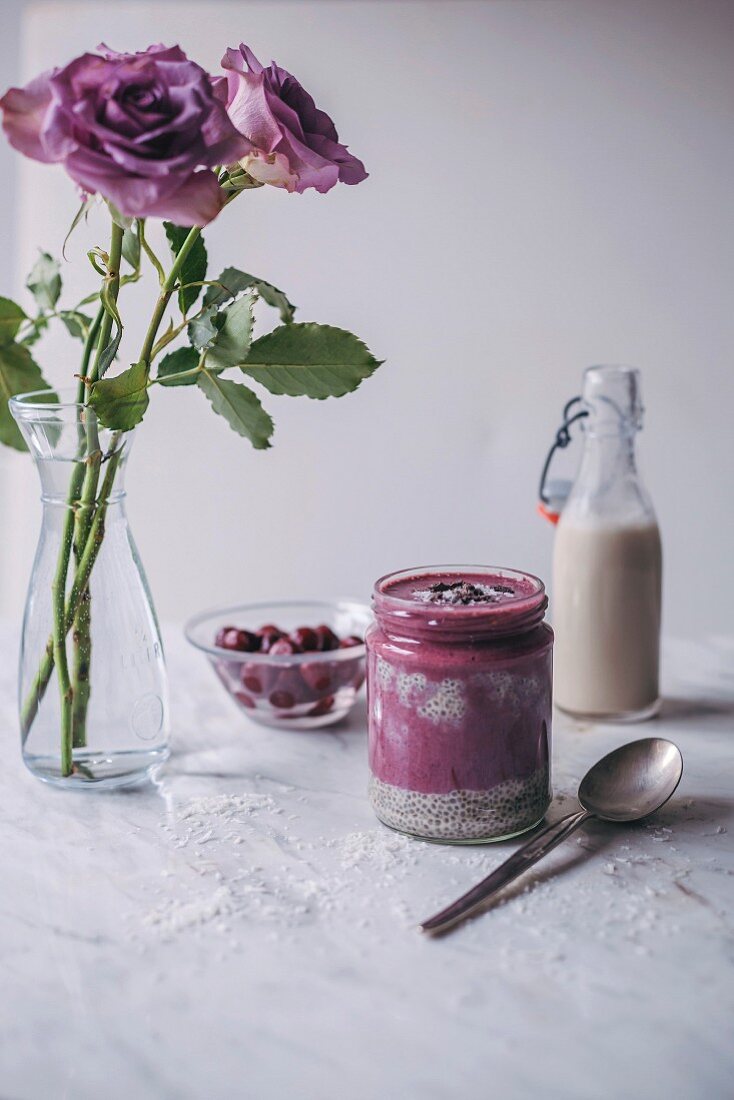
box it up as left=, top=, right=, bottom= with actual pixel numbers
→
left=552, top=365, right=662, bottom=720
left=10, top=390, right=169, bottom=788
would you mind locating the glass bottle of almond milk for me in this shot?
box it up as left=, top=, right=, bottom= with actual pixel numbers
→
left=552, top=365, right=662, bottom=720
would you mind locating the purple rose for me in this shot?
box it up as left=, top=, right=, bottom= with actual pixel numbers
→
left=0, top=44, right=249, bottom=225
left=220, top=44, right=367, bottom=194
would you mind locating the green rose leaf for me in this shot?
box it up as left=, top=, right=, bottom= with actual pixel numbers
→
left=197, top=370, right=273, bottom=449
left=59, top=310, right=93, bottom=341
left=26, top=252, right=61, bottom=312
left=206, top=294, right=254, bottom=370
left=188, top=305, right=221, bottom=352
left=157, top=346, right=200, bottom=387
left=0, top=297, right=27, bottom=344
left=0, top=341, right=55, bottom=450
left=164, top=223, right=207, bottom=316
left=204, top=267, right=296, bottom=324
left=97, top=325, right=123, bottom=379
left=62, top=199, right=91, bottom=259
left=242, top=323, right=382, bottom=399
left=19, top=318, right=48, bottom=348
left=89, top=360, right=149, bottom=430
left=121, top=224, right=141, bottom=271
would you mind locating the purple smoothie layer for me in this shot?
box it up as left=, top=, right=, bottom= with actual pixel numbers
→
left=367, top=641, right=551, bottom=793
left=367, top=566, right=552, bottom=799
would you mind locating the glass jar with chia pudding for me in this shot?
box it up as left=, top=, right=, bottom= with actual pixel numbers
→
left=366, top=566, right=553, bottom=843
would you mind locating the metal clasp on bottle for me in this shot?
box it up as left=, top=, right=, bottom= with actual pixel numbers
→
left=537, top=396, right=588, bottom=524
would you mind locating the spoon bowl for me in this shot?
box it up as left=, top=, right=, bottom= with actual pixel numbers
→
left=578, top=737, right=684, bottom=822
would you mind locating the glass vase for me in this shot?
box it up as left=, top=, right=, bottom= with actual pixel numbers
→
left=10, top=390, right=169, bottom=788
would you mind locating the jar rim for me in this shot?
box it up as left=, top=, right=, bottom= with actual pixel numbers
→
left=372, top=564, right=548, bottom=638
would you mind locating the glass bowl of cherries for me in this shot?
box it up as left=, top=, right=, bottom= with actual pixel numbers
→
left=185, top=600, right=372, bottom=729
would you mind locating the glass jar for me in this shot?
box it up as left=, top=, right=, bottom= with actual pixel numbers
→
left=552, top=365, right=662, bottom=720
left=366, top=565, right=553, bottom=843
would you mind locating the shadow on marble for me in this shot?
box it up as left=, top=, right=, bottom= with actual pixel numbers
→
left=658, top=695, right=734, bottom=723
left=435, top=786, right=734, bottom=932
left=650, top=792, right=734, bottom=829
left=428, top=816, right=619, bottom=932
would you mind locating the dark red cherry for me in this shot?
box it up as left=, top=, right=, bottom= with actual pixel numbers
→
left=259, top=629, right=285, bottom=653
left=314, top=624, right=340, bottom=652
left=291, top=627, right=319, bottom=652
left=269, top=689, right=296, bottom=710
left=272, top=668, right=305, bottom=704
left=269, top=637, right=301, bottom=656
left=241, top=664, right=266, bottom=694
left=339, top=635, right=363, bottom=649
left=235, top=691, right=256, bottom=709
left=301, top=663, right=334, bottom=695
left=308, top=695, right=335, bottom=717
left=216, top=627, right=259, bottom=652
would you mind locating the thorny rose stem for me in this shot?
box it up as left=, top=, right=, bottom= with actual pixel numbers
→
left=20, top=224, right=204, bottom=769
left=19, top=303, right=104, bottom=741
left=70, top=222, right=124, bottom=751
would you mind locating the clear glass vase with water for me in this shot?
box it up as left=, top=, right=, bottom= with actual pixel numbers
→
left=10, top=390, right=169, bottom=788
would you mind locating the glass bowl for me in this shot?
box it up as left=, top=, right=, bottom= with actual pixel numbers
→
left=185, top=600, right=372, bottom=729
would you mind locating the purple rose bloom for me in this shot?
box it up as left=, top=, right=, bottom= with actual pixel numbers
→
left=0, top=44, right=250, bottom=225
left=220, top=44, right=367, bottom=194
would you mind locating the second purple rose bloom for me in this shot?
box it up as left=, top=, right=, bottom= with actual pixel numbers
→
left=220, top=43, right=368, bottom=194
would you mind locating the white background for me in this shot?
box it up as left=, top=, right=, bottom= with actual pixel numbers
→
left=0, top=0, right=732, bottom=637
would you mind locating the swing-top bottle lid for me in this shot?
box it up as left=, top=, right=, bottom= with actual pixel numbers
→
left=537, top=365, right=646, bottom=524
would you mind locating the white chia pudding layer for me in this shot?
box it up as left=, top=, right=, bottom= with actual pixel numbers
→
left=369, top=765, right=550, bottom=841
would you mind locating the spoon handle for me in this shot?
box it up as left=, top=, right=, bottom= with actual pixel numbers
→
left=419, top=808, right=591, bottom=935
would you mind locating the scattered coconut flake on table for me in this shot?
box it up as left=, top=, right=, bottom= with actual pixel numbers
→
left=178, top=793, right=276, bottom=821
left=161, top=791, right=278, bottom=849
left=143, top=886, right=235, bottom=935
left=132, top=774, right=715, bottom=981
left=328, top=829, right=423, bottom=871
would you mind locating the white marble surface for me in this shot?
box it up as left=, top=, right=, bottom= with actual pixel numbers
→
left=1, top=627, right=732, bottom=1100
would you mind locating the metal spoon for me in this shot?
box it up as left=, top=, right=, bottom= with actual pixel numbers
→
left=419, top=737, right=683, bottom=936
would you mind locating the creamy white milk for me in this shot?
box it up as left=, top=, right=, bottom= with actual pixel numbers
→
left=552, top=518, right=662, bottom=718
